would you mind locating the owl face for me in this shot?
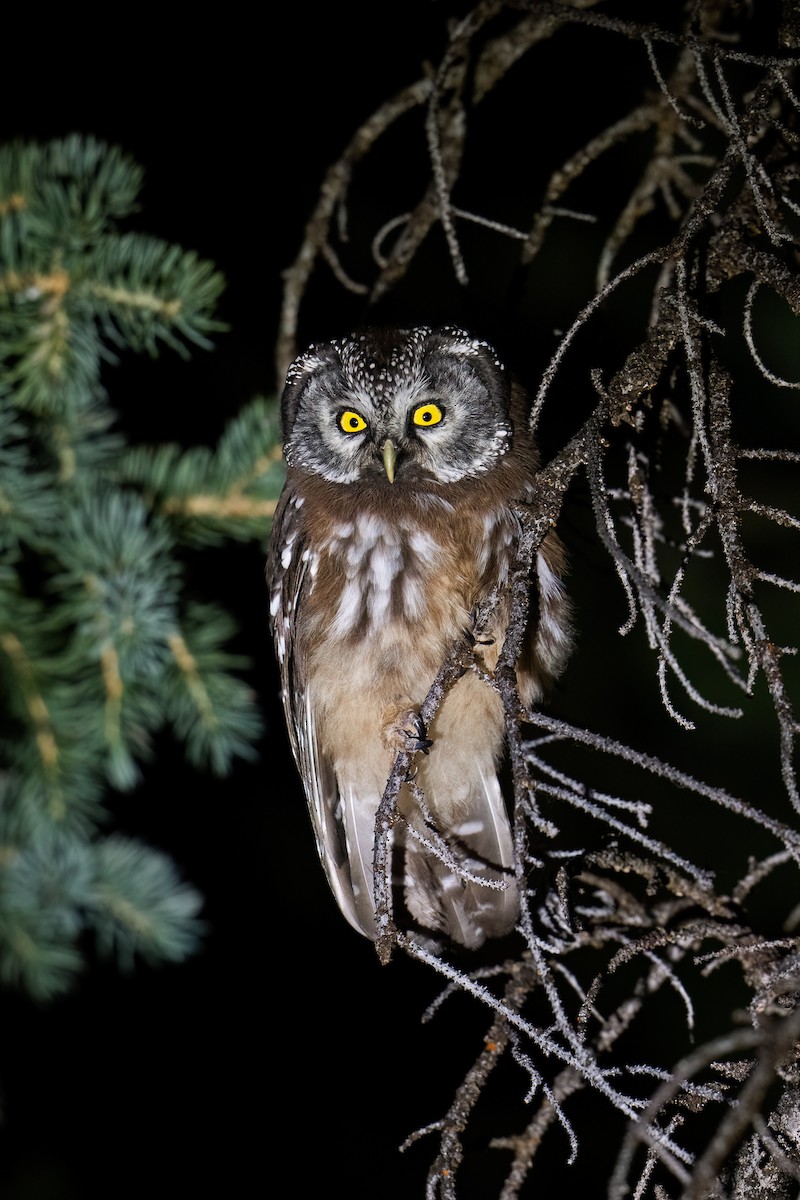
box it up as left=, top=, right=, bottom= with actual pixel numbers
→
left=281, top=325, right=514, bottom=486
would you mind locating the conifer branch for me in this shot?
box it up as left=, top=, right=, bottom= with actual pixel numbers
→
left=0, top=135, right=281, bottom=999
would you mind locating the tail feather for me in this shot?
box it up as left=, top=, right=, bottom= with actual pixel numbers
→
left=403, top=836, right=518, bottom=949
left=305, top=703, right=519, bottom=947
left=404, top=765, right=519, bottom=948
left=341, top=781, right=381, bottom=936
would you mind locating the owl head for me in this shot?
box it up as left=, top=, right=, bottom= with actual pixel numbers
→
left=280, top=326, right=514, bottom=486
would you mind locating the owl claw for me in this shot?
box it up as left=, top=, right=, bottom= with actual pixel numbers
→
left=462, top=626, right=494, bottom=651
left=465, top=611, right=494, bottom=647
left=383, top=707, right=432, bottom=755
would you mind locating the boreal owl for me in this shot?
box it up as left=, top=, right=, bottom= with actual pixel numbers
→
left=267, top=326, right=571, bottom=949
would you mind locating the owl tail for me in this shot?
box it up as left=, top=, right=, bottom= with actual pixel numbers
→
left=332, top=768, right=518, bottom=949
left=402, top=764, right=519, bottom=949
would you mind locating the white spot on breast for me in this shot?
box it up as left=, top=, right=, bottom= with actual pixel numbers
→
left=367, top=543, right=402, bottom=625
left=402, top=575, right=424, bottom=617
left=368, top=585, right=391, bottom=625
left=369, top=544, right=402, bottom=588
left=357, top=513, right=390, bottom=546
left=408, top=529, right=442, bottom=566
left=325, top=512, right=449, bottom=635
left=331, top=577, right=364, bottom=638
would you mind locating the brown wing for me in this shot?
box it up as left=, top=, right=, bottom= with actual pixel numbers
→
left=266, top=486, right=371, bottom=937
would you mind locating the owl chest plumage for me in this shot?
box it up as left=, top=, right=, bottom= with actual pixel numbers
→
left=300, top=486, right=516, bottom=681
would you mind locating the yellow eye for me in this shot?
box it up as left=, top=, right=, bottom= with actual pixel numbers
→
left=412, top=402, right=444, bottom=428
left=338, top=410, right=368, bottom=434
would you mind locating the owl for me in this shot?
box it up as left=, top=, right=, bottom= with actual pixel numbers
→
left=267, top=326, right=571, bottom=949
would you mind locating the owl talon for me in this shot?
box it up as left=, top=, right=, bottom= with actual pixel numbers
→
left=383, top=706, right=432, bottom=755
left=465, top=612, right=494, bottom=648
left=463, top=625, right=494, bottom=649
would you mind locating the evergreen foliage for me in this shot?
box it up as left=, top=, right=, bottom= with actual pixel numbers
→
left=0, top=135, right=283, bottom=1000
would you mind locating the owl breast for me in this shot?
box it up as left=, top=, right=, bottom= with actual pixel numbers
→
left=323, top=513, right=444, bottom=636
left=305, top=499, right=516, bottom=658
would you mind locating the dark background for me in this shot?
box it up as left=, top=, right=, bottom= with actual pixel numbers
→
left=1, top=4, right=795, bottom=1197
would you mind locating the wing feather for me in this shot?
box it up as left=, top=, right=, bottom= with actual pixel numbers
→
left=267, top=488, right=373, bottom=937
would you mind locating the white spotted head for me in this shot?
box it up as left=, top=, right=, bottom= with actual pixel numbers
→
left=280, top=326, right=513, bottom=485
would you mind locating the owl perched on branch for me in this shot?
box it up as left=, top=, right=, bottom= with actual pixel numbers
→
left=267, top=326, right=571, bottom=949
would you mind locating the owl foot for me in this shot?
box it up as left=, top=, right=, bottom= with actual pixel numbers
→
left=382, top=704, right=432, bottom=755
left=465, top=609, right=495, bottom=648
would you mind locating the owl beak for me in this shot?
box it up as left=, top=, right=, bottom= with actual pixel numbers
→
left=382, top=438, right=396, bottom=484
